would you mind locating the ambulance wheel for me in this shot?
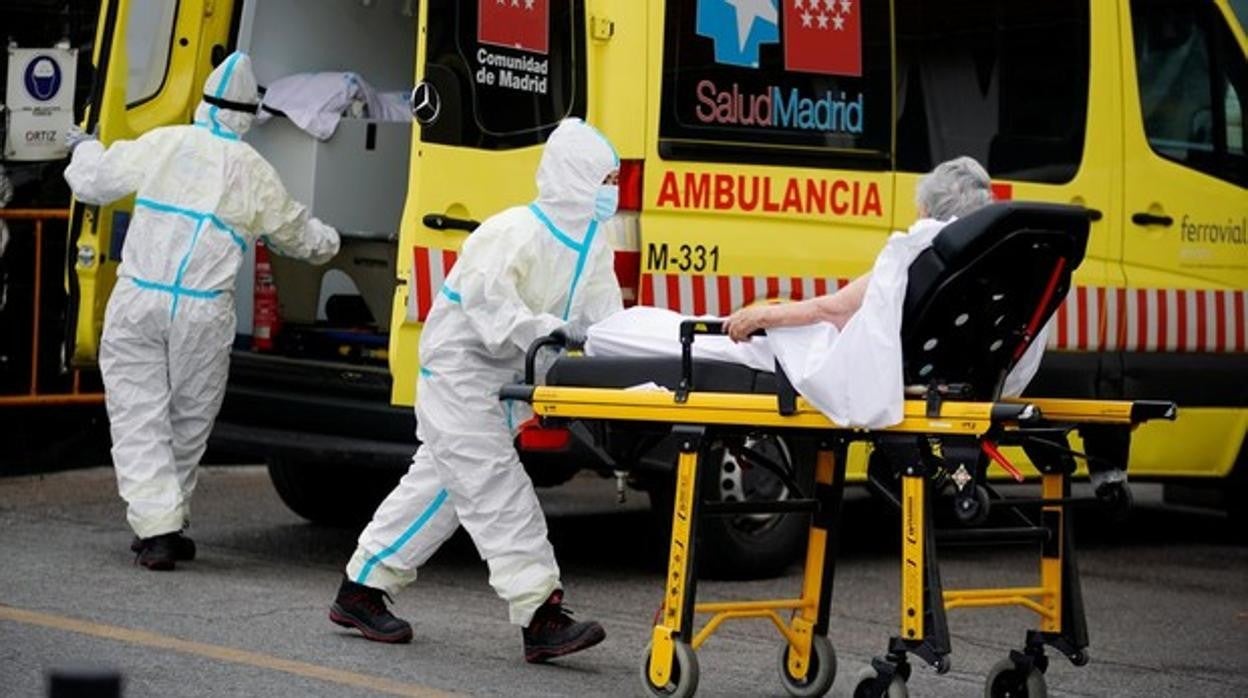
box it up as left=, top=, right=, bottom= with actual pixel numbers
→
left=267, top=457, right=398, bottom=526
left=851, top=666, right=908, bottom=698
left=640, top=641, right=699, bottom=698
left=778, top=635, right=836, bottom=697
left=702, top=435, right=814, bottom=579
left=985, top=657, right=1047, bottom=698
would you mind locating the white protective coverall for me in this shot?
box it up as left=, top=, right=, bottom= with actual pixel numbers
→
left=587, top=218, right=1050, bottom=428
left=64, top=52, right=340, bottom=538
left=347, top=119, right=622, bottom=625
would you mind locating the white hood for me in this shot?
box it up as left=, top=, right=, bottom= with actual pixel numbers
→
left=533, top=118, right=618, bottom=241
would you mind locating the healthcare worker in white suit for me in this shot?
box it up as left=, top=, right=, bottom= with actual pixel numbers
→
left=63, top=51, right=340, bottom=570
left=330, top=119, right=621, bottom=663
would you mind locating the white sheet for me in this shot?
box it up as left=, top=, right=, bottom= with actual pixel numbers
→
left=586, top=218, right=1051, bottom=428
left=258, top=72, right=412, bottom=140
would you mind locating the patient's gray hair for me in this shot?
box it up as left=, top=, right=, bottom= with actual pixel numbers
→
left=915, top=156, right=993, bottom=221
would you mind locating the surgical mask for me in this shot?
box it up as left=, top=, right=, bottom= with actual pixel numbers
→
left=593, top=184, right=619, bottom=221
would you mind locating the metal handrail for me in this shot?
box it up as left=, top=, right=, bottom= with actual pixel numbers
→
left=0, top=208, right=104, bottom=406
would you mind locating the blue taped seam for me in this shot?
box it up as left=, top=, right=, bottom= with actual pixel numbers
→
left=192, top=120, right=241, bottom=141
left=169, top=219, right=206, bottom=319
left=562, top=219, right=598, bottom=320
left=584, top=123, right=620, bottom=167
left=527, top=204, right=583, bottom=252
left=439, top=285, right=462, bottom=304
left=419, top=367, right=433, bottom=378
left=356, top=488, right=449, bottom=585
left=135, top=198, right=246, bottom=252
left=130, top=277, right=222, bottom=299
left=207, top=51, right=243, bottom=137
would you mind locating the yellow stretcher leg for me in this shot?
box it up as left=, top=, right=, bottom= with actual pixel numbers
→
left=901, top=472, right=925, bottom=642
left=1040, top=472, right=1064, bottom=633
left=649, top=441, right=700, bottom=688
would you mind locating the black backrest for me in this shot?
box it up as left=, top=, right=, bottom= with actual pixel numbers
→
left=901, top=202, right=1089, bottom=400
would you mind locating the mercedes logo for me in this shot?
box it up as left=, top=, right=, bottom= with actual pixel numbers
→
left=410, top=82, right=441, bottom=126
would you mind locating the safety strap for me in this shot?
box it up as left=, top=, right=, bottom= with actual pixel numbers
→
left=201, top=93, right=259, bottom=114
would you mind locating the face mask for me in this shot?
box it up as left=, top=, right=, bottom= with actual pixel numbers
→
left=593, top=184, right=619, bottom=221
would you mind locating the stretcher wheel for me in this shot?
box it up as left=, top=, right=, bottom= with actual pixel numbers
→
left=640, top=641, right=699, bottom=697
left=954, top=484, right=991, bottom=526
left=1067, top=649, right=1090, bottom=667
left=984, top=657, right=1046, bottom=698
left=777, top=635, right=836, bottom=697
left=851, top=666, right=908, bottom=698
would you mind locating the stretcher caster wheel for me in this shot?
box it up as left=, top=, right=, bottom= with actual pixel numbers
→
left=1067, top=649, right=1090, bottom=667
left=852, top=666, right=908, bottom=698
left=954, top=484, right=991, bottom=526
left=640, top=641, right=699, bottom=697
left=985, top=657, right=1046, bottom=698
left=1097, top=481, right=1133, bottom=524
left=777, top=635, right=836, bottom=697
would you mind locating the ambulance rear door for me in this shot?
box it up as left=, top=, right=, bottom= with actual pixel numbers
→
left=640, top=0, right=898, bottom=317
left=390, top=0, right=587, bottom=406
left=68, top=0, right=237, bottom=365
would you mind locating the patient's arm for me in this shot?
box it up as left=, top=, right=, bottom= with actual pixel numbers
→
left=725, top=274, right=870, bottom=341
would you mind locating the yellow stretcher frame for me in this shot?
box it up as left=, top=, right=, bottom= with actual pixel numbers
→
left=505, top=380, right=1175, bottom=697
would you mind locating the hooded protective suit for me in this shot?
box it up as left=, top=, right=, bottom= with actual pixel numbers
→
left=64, top=52, right=340, bottom=539
left=347, top=119, right=621, bottom=625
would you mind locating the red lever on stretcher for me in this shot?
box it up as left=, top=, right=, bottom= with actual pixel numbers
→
left=981, top=440, right=1025, bottom=483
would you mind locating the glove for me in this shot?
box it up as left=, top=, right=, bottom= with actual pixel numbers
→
left=550, top=325, right=586, bottom=350
left=65, top=125, right=97, bottom=152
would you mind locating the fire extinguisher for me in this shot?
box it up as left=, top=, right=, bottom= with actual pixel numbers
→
left=252, top=239, right=281, bottom=351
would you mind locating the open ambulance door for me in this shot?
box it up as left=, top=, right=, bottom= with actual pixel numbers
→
left=67, top=0, right=237, bottom=365
left=389, top=0, right=588, bottom=407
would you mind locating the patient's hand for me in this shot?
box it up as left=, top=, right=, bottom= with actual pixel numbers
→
left=725, top=305, right=770, bottom=342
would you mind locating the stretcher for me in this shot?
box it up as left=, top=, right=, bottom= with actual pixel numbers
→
left=500, top=203, right=1176, bottom=697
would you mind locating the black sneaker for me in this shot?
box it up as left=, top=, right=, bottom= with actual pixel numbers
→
left=133, top=533, right=183, bottom=571
left=329, top=576, right=413, bottom=644
left=522, top=590, right=606, bottom=663
left=130, top=533, right=196, bottom=561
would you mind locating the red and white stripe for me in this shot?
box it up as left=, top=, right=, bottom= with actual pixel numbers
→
left=409, top=249, right=1247, bottom=354
left=1036, top=286, right=1245, bottom=352
left=408, top=246, right=459, bottom=322
left=640, top=272, right=849, bottom=316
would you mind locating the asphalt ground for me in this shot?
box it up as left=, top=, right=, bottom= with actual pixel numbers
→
left=1, top=466, right=1245, bottom=697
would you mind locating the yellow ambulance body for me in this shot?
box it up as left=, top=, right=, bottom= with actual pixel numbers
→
left=75, top=1, right=1246, bottom=497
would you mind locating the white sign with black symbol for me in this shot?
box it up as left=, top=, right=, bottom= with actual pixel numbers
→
left=5, top=47, right=78, bottom=161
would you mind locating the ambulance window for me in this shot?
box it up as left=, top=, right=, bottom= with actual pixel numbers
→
left=895, top=0, right=1090, bottom=184
left=658, top=0, right=894, bottom=169
left=124, top=0, right=179, bottom=107
left=419, top=0, right=586, bottom=150
left=1131, top=0, right=1248, bottom=187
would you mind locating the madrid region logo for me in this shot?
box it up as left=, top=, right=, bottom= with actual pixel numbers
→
left=696, top=0, right=862, bottom=76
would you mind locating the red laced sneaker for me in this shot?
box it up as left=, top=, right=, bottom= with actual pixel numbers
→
left=522, top=590, right=606, bottom=663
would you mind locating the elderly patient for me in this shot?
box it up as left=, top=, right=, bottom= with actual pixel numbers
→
left=723, top=156, right=991, bottom=342
left=586, top=156, right=1047, bottom=427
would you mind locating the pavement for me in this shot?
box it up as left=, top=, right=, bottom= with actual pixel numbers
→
left=1, top=466, right=1246, bottom=697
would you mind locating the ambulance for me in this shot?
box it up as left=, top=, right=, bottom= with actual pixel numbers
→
left=72, top=0, right=1247, bottom=576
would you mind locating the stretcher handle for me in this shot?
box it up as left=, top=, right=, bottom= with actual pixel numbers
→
left=678, top=320, right=725, bottom=402
left=676, top=320, right=771, bottom=406
left=523, top=334, right=568, bottom=386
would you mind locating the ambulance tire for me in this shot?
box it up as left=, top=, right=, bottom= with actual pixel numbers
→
left=1228, top=437, right=1248, bottom=540
left=267, top=457, right=399, bottom=527
left=649, top=435, right=814, bottom=580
